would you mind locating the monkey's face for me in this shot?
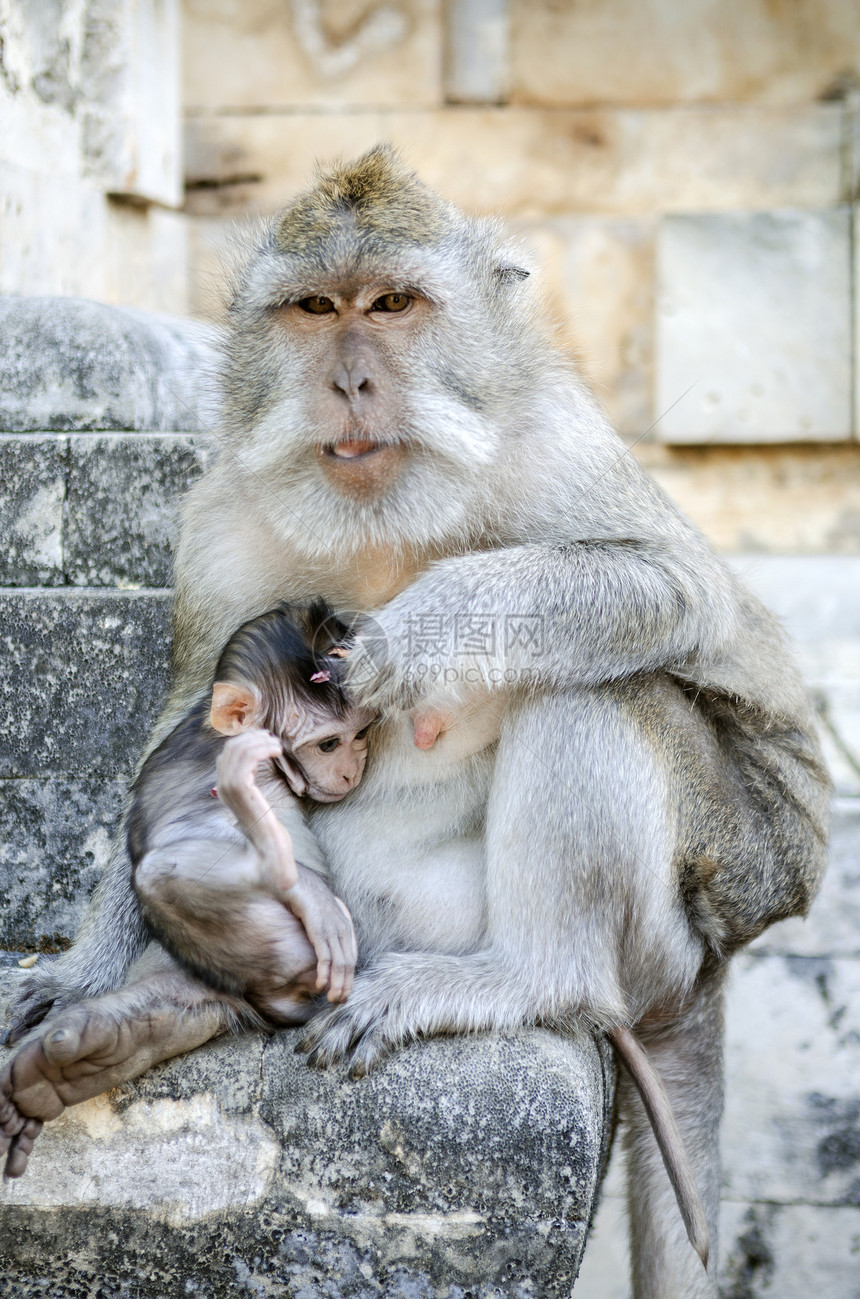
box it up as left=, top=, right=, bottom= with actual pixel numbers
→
left=277, top=704, right=377, bottom=803
left=227, top=244, right=520, bottom=559
left=280, top=284, right=422, bottom=502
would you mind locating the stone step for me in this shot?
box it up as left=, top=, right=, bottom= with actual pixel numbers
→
left=0, top=432, right=211, bottom=588
left=0, top=966, right=614, bottom=1299
left=0, top=589, right=171, bottom=779
left=0, top=776, right=127, bottom=952
left=0, top=587, right=170, bottom=950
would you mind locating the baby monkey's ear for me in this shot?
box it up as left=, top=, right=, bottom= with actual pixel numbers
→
left=210, top=681, right=262, bottom=734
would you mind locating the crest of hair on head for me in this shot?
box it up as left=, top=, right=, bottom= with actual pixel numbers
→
left=212, top=601, right=351, bottom=736
left=273, top=144, right=459, bottom=263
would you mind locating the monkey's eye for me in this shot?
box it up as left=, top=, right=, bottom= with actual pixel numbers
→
left=371, top=293, right=410, bottom=313
left=317, top=737, right=341, bottom=753
left=354, top=726, right=371, bottom=741
left=298, top=296, right=336, bottom=314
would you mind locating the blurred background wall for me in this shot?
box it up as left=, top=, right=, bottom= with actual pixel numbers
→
left=1, top=3, right=859, bottom=1295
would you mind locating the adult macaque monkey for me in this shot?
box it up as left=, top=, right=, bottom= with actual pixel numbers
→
left=1, top=147, right=828, bottom=1296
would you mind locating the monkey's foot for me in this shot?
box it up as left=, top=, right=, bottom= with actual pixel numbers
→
left=299, top=998, right=394, bottom=1079
left=1, top=990, right=226, bottom=1177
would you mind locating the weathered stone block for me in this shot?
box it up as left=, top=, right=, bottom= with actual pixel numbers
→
left=0, top=295, right=218, bottom=432
left=80, top=0, right=182, bottom=207
left=508, top=0, right=860, bottom=108
left=636, top=444, right=860, bottom=557
left=729, top=556, right=860, bottom=795
left=0, top=0, right=181, bottom=207
left=445, top=0, right=510, bottom=104
left=722, top=951, right=860, bottom=1205
left=183, top=104, right=843, bottom=221
left=0, top=777, right=127, bottom=951
left=730, top=555, right=860, bottom=682
left=513, top=216, right=655, bottom=436
left=0, top=966, right=614, bottom=1298
left=0, top=165, right=191, bottom=314
left=0, top=433, right=211, bottom=588
left=0, top=590, right=171, bottom=779
left=0, top=434, right=65, bottom=586
left=183, top=0, right=443, bottom=111
left=65, top=433, right=212, bottom=587
left=720, top=1201, right=860, bottom=1299
left=103, top=202, right=191, bottom=317
left=656, top=209, right=853, bottom=443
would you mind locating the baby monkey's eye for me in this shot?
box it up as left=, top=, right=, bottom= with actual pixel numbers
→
left=372, top=293, right=410, bottom=313
left=354, top=726, right=371, bottom=741
left=317, top=737, right=341, bottom=753
left=299, top=296, right=335, bottom=314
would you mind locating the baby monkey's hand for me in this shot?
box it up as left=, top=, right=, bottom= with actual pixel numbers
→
left=284, top=868, right=357, bottom=1003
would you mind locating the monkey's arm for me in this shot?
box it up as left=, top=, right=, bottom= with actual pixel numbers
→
left=349, top=533, right=755, bottom=711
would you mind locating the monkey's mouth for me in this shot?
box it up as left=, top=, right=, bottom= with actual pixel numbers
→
left=325, top=439, right=386, bottom=460
left=318, top=439, right=405, bottom=498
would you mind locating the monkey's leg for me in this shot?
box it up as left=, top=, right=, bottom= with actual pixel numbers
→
left=302, top=680, right=720, bottom=1292
left=0, top=944, right=238, bottom=1177
left=621, top=966, right=725, bottom=1299
left=135, top=841, right=332, bottom=1018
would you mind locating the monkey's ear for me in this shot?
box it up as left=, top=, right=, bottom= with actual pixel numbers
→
left=210, top=682, right=262, bottom=735
left=495, top=264, right=530, bottom=283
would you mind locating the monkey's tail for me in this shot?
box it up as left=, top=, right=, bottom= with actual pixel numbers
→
left=609, top=1025, right=710, bottom=1270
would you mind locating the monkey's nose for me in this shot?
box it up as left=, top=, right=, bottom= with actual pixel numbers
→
left=332, top=362, right=371, bottom=400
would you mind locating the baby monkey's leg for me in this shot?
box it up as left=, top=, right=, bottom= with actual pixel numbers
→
left=135, top=839, right=324, bottom=1021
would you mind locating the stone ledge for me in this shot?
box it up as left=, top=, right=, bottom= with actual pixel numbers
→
left=0, top=296, right=219, bottom=433
left=64, top=433, right=212, bottom=587
left=0, top=964, right=614, bottom=1298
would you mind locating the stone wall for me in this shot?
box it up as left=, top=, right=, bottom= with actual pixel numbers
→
left=0, top=1, right=187, bottom=313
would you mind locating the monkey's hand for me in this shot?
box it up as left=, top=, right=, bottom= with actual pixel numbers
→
left=283, top=868, right=356, bottom=1004
left=297, top=950, right=531, bottom=1078
left=216, top=729, right=299, bottom=893
left=3, top=966, right=92, bottom=1046
left=345, top=581, right=499, bottom=716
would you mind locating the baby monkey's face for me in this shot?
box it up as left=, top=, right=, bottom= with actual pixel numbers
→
left=278, top=704, right=377, bottom=802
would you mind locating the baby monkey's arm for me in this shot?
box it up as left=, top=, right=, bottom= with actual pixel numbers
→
left=215, top=728, right=299, bottom=891
left=216, top=729, right=356, bottom=1003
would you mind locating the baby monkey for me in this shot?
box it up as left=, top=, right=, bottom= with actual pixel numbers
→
left=129, top=600, right=375, bottom=1025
